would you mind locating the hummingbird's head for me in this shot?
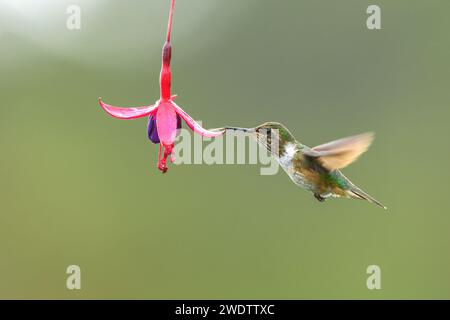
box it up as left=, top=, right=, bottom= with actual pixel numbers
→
left=254, top=122, right=295, bottom=143
left=223, top=122, right=295, bottom=155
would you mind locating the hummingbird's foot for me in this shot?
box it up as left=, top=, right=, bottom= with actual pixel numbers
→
left=314, top=193, right=326, bottom=202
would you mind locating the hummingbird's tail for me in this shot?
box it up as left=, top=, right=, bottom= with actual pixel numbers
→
left=347, top=185, right=387, bottom=210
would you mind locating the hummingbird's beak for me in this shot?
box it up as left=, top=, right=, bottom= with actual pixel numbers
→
left=223, top=127, right=255, bottom=133
left=209, top=127, right=256, bottom=135
left=225, top=127, right=249, bottom=132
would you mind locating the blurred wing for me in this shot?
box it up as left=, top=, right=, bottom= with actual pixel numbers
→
left=99, top=98, right=156, bottom=119
left=304, top=132, right=374, bottom=170
left=172, top=102, right=225, bottom=137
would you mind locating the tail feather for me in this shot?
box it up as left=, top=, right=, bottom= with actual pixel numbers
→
left=347, top=186, right=387, bottom=210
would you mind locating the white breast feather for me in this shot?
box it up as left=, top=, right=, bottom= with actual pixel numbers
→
left=279, top=143, right=297, bottom=169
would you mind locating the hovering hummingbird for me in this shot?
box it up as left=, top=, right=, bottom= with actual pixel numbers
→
left=222, top=123, right=386, bottom=209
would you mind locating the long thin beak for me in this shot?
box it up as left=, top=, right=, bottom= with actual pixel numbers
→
left=223, top=127, right=255, bottom=133
left=225, top=126, right=249, bottom=132
left=209, top=127, right=256, bottom=134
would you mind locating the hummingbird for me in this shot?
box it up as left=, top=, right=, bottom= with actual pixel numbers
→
left=222, top=122, right=386, bottom=209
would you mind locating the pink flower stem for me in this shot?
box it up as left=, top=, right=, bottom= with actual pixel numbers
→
left=159, top=0, right=175, bottom=101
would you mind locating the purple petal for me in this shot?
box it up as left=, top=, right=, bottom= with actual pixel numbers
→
left=177, top=114, right=182, bottom=130
left=147, top=114, right=160, bottom=144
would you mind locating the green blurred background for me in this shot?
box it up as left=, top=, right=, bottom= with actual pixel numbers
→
left=1, top=0, right=449, bottom=299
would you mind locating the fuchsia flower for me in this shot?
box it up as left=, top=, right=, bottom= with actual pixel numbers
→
left=99, top=0, right=224, bottom=173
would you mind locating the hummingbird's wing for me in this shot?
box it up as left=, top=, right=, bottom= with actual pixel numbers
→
left=303, top=132, right=374, bottom=171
